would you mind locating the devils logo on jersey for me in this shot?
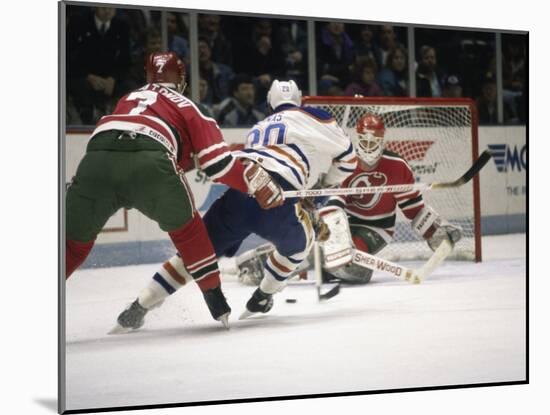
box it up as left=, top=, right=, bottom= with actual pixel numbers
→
left=348, top=172, right=388, bottom=210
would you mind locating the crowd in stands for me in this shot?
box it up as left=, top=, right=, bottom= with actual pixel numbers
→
left=66, top=6, right=527, bottom=127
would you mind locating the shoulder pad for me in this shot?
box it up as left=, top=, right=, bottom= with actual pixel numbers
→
left=300, top=106, right=335, bottom=121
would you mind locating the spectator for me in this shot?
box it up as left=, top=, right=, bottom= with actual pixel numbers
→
left=503, top=37, right=525, bottom=93
left=233, top=19, right=286, bottom=105
left=249, top=33, right=286, bottom=104
left=251, top=19, right=274, bottom=44
left=276, top=21, right=308, bottom=88
left=198, top=36, right=234, bottom=105
left=326, top=85, right=345, bottom=96
left=355, top=25, right=383, bottom=68
left=476, top=73, right=513, bottom=125
left=122, top=8, right=153, bottom=61
left=67, top=7, right=131, bottom=124
left=376, top=45, right=408, bottom=96
left=198, top=78, right=215, bottom=118
left=378, top=25, right=402, bottom=70
left=128, top=27, right=162, bottom=88
left=344, top=58, right=384, bottom=97
left=216, top=74, right=266, bottom=127
left=502, top=36, right=526, bottom=123
left=416, top=45, right=445, bottom=97
left=167, top=12, right=189, bottom=62
left=442, top=74, right=463, bottom=98
left=199, top=14, right=233, bottom=66
left=317, top=22, right=355, bottom=88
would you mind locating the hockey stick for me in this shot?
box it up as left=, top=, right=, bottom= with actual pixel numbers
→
left=414, top=239, right=453, bottom=283
left=352, top=250, right=421, bottom=284
left=352, top=238, right=454, bottom=284
left=283, top=149, right=492, bottom=199
left=314, top=241, right=341, bottom=300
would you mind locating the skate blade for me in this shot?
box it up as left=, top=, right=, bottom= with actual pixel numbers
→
left=238, top=309, right=257, bottom=320
left=107, top=324, right=133, bottom=335
left=217, top=312, right=231, bottom=329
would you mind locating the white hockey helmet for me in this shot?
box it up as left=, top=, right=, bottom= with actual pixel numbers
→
left=353, top=113, right=386, bottom=165
left=267, top=79, right=302, bottom=110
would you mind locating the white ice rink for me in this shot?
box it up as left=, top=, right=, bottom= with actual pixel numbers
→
left=64, top=233, right=526, bottom=412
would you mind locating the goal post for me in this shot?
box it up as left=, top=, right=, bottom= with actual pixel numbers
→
left=302, top=96, right=482, bottom=262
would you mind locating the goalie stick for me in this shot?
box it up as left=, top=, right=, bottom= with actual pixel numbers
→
left=282, top=149, right=492, bottom=199
left=352, top=238, right=454, bottom=284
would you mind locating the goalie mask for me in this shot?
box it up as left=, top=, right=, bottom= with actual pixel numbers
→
left=146, top=52, right=187, bottom=93
left=267, top=79, right=302, bottom=110
left=353, top=114, right=385, bottom=166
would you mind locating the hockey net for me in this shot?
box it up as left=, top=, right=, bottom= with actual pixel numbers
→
left=303, top=96, right=481, bottom=262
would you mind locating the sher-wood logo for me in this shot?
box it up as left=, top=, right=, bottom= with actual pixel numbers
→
left=385, top=140, right=438, bottom=176
left=353, top=252, right=403, bottom=277
left=349, top=172, right=387, bottom=209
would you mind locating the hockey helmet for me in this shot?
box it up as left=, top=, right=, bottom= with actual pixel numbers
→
left=353, top=113, right=385, bottom=165
left=267, top=79, right=302, bottom=110
left=145, top=52, right=187, bottom=93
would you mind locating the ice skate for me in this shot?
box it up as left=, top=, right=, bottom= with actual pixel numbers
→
left=109, top=299, right=149, bottom=334
left=239, top=288, right=274, bottom=320
left=202, top=286, right=231, bottom=329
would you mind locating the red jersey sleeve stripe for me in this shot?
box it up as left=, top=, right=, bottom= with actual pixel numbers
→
left=197, top=142, right=229, bottom=159
left=198, top=146, right=232, bottom=168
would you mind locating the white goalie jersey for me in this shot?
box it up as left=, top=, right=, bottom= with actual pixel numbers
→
left=236, top=106, right=357, bottom=190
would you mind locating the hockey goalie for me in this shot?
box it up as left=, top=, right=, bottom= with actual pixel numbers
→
left=238, top=113, right=463, bottom=285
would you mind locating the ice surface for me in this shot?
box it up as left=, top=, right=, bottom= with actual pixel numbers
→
left=64, top=234, right=526, bottom=411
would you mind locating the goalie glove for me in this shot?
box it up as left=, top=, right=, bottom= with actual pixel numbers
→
left=411, top=205, right=463, bottom=251
left=243, top=161, right=284, bottom=209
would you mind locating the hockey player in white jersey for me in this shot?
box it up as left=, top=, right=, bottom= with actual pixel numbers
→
left=112, top=79, right=357, bottom=331
left=238, top=113, right=464, bottom=287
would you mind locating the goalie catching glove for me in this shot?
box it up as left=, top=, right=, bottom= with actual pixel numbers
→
left=243, top=161, right=284, bottom=209
left=411, top=205, right=463, bottom=251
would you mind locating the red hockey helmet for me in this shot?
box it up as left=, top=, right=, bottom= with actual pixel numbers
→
left=354, top=113, right=386, bottom=165
left=145, top=52, right=187, bottom=93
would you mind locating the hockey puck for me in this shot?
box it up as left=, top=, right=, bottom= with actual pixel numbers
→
left=285, top=298, right=297, bottom=303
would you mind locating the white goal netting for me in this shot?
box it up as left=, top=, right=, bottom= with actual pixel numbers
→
left=303, top=97, right=481, bottom=262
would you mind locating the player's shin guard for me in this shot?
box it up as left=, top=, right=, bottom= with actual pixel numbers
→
left=168, top=214, right=222, bottom=292
left=66, top=239, right=95, bottom=278
left=260, top=250, right=301, bottom=294
left=143, top=255, right=194, bottom=308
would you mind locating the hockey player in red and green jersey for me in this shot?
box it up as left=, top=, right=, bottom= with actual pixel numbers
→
left=66, top=52, right=283, bottom=328
left=318, top=113, right=462, bottom=283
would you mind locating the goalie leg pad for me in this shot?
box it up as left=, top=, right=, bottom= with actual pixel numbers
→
left=350, top=225, right=389, bottom=255
left=321, top=225, right=389, bottom=284
left=236, top=243, right=275, bottom=286
left=319, top=207, right=354, bottom=269
left=328, top=263, right=373, bottom=284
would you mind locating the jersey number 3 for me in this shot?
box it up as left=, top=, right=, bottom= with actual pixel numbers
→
left=248, top=123, right=287, bottom=146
